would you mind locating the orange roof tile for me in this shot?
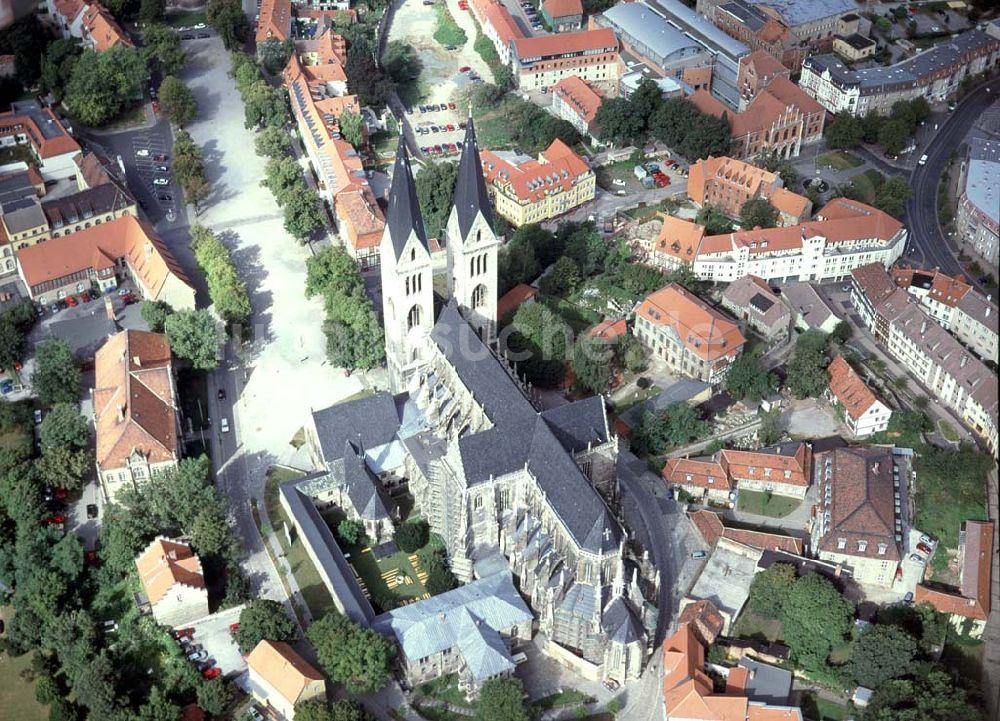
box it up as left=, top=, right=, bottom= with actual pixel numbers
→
left=480, top=139, right=591, bottom=205
left=691, top=79, right=816, bottom=141
left=0, top=105, right=81, bottom=160
left=256, top=0, right=291, bottom=43
left=721, top=444, right=810, bottom=487
left=688, top=509, right=726, bottom=545
left=485, top=3, right=524, bottom=44
left=93, top=330, right=179, bottom=472
left=587, top=318, right=626, bottom=341
left=654, top=214, right=704, bottom=263
left=53, top=0, right=85, bottom=22
left=82, top=3, right=133, bottom=52
left=552, top=76, right=603, bottom=125
left=542, top=0, right=582, bottom=18
left=677, top=599, right=725, bottom=645
left=747, top=706, right=802, bottom=721
left=637, top=283, right=745, bottom=362
left=664, top=457, right=731, bottom=491
left=827, top=356, right=882, bottom=421
left=770, top=187, right=810, bottom=220
left=16, top=215, right=192, bottom=299
left=512, top=27, right=616, bottom=61
left=763, top=76, right=824, bottom=116
left=247, top=641, right=324, bottom=705
left=917, top=520, right=993, bottom=621
left=688, top=509, right=803, bottom=554
left=891, top=265, right=971, bottom=308
left=497, top=283, right=538, bottom=319
left=740, top=50, right=787, bottom=82
left=135, top=537, right=205, bottom=605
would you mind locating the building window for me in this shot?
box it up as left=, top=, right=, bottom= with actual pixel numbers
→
left=877, top=543, right=887, bottom=555
left=407, top=304, right=422, bottom=331
left=837, top=537, right=847, bottom=550
left=858, top=540, right=867, bottom=552
left=474, top=495, right=483, bottom=510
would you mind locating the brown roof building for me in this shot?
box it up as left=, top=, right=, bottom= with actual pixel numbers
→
left=915, top=520, right=993, bottom=636
left=649, top=214, right=705, bottom=271
left=826, top=356, right=891, bottom=437
left=256, top=0, right=291, bottom=43
left=81, top=1, right=132, bottom=52
left=247, top=640, right=327, bottom=720
left=135, top=537, right=209, bottom=627
left=736, top=50, right=790, bottom=108
left=720, top=274, right=790, bottom=341
left=677, top=599, right=725, bottom=645
left=497, top=283, right=538, bottom=320
left=0, top=101, right=82, bottom=180
left=688, top=509, right=805, bottom=556
left=812, top=446, right=902, bottom=588
left=686, top=156, right=811, bottom=226
left=93, top=330, right=182, bottom=504
left=664, top=442, right=811, bottom=501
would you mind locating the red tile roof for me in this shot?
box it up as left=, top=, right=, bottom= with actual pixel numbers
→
left=0, top=105, right=81, bottom=160
left=82, top=3, right=133, bottom=52
left=587, top=318, right=626, bottom=341
left=677, top=599, right=725, bottom=645
left=653, top=214, right=704, bottom=265
left=136, top=537, right=205, bottom=605
left=664, top=458, right=731, bottom=492
left=688, top=509, right=804, bottom=555
left=552, top=76, right=603, bottom=125
left=721, top=444, right=811, bottom=488
left=827, top=355, right=882, bottom=422
left=480, top=139, right=591, bottom=205
left=542, top=0, right=582, bottom=18
left=497, top=283, right=538, bottom=319
left=512, top=28, right=616, bottom=61
left=891, top=265, right=972, bottom=308
left=256, top=0, right=291, bottom=43
left=915, top=520, right=993, bottom=621
left=739, top=50, right=787, bottom=82
left=638, top=283, right=745, bottom=362
left=484, top=2, right=524, bottom=45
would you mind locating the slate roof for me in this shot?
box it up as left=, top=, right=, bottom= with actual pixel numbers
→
left=311, top=392, right=401, bottom=463
left=431, top=301, right=622, bottom=553
left=603, top=595, right=645, bottom=644
left=373, top=571, right=532, bottom=680
left=385, top=137, right=428, bottom=260
left=330, top=439, right=393, bottom=520
left=539, top=395, right=609, bottom=453
left=453, top=117, right=495, bottom=239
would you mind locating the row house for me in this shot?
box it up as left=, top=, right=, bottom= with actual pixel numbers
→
left=510, top=29, right=621, bottom=92
left=47, top=0, right=131, bottom=52
left=826, top=355, right=892, bottom=437
left=799, top=29, right=1000, bottom=116
left=663, top=442, right=812, bottom=502
left=634, top=283, right=745, bottom=384
left=687, top=155, right=812, bottom=225
left=550, top=76, right=603, bottom=145
left=719, top=274, right=790, bottom=341
left=692, top=198, right=906, bottom=284
left=891, top=265, right=998, bottom=363
left=851, top=263, right=998, bottom=457
left=469, top=0, right=524, bottom=65
left=956, top=137, right=999, bottom=270
left=479, top=139, right=595, bottom=227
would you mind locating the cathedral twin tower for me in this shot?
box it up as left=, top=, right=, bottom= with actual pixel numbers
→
left=379, top=120, right=500, bottom=393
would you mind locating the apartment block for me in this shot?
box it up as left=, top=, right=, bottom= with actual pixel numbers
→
left=550, top=76, right=603, bottom=144
left=851, top=263, right=998, bottom=456
left=687, top=156, right=811, bottom=224
left=479, top=139, right=595, bottom=227
left=799, top=30, right=1000, bottom=116
left=956, top=137, right=999, bottom=269
left=634, top=283, right=745, bottom=383
left=510, top=29, right=620, bottom=91
left=0, top=100, right=82, bottom=181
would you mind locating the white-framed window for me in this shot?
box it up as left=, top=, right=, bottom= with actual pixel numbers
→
left=837, top=537, right=847, bottom=550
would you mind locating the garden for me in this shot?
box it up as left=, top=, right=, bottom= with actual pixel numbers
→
left=735, top=490, right=802, bottom=519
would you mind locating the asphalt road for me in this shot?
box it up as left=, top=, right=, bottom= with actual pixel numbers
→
left=905, top=77, right=1000, bottom=276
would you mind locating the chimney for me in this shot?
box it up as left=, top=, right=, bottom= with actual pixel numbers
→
left=961, top=354, right=968, bottom=368
left=872, top=462, right=880, bottom=474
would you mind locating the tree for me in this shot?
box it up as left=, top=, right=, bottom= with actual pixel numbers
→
left=632, top=402, right=707, bottom=456
left=572, top=334, right=613, bottom=395
left=135, top=686, right=181, bottom=721
left=695, top=204, right=732, bottom=235
left=296, top=699, right=372, bottom=721
left=307, top=612, right=394, bottom=693
left=739, top=198, right=779, bottom=229
left=873, top=175, right=912, bottom=219
left=757, top=408, right=784, bottom=447
left=824, top=113, right=862, bottom=149
left=142, top=24, right=187, bottom=75
left=394, top=520, right=428, bottom=553
left=158, top=76, right=197, bottom=126
left=196, top=679, right=235, bottom=716
left=284, top=187, right=325, bottom=241
left=35, top=675, right=60, bottom=706
left=257, top=38, right=293, bottom=74
left=504, top=302, right=570, bottom=388
left=414, top=160, right=459, bottom=239
left=63, top=46, right=145, bottom=126
left=475, top=678, right=531, bottom=721
left=255, top=126, right=292, bottom=158
left=830, top=320, right=852, bottom=344
left=785, top=330, right=830, bottom=399
left=190, top=503, right=232, bottom=558
left=848, top=624, right=917, bottom=687
left=40, top=39, right=82, bottom=102
left=425, top=558, right=458, bottom=595
left=616, top=333, right=645, bottom=373
left=596, top=98, right=644, bottom=146
left=141, top=300, right=174, bottom=332
left=39, top=403, right=88, bottom=452
left=909, top=96, right=930, bottom=126
left=139, top=0, right=164, bottom=25
left=866, top=667, right=980, bottom=721
left=31, top=339, right=80, bottom=406
left=781, top=573, right=854, bottom=671
left=747, top=563, right=797, bottom=618
left=191, top=225, right=250, bottom=328
left=337, top=519, right=365, bottom=546
left=562, top=222, right=611, bottom=276
left=234, top=599, right=298, bottom=653
left=164, top=310, right=219, bottom=369
left=724, top=352, right=776, bottom=402
left=305, top=246, right=365, bottom=299
left=877, top=118, right=911, bottom=156
left=207, top=0, right=249, bottom=49
left=620, top=264, right=667, bottom=296
left=263, top=156, right=306, bottom=206
left=339, top=110, right=364, bottom=149
left=539, top=256, right=581, bottom=297
left=382, top=40, right=420, bottom=85
left=244, top=82, right=287, bottom=130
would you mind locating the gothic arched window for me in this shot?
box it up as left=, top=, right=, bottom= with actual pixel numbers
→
left=472, top=284, right=487, bottom=308
left=407, top=304, right=422, bottom=330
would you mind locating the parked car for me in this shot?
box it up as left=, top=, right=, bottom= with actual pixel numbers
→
left=85, top=550, right=98, bottom=565
left=33, top=409, right=43, bottom=425
left=153, top=178, right=170, bottom=186
left=65, top=295, right=77, bottom=308
left=158, top=193, right=173, bottom=202
left=919, top=534, right=935, bottom=545
left=221, top=418, right=230, bottom=433
left=230, top=622, right=241, bottom=633
left=459, top=66, right=470, bottom=72
left=188, top=650, right=208, bottom=662
left=86, top=504, right=99, bottom=519
left=448, top=102, right=456, bottom=110
left=121, top=293, right=138, bottom=305
left=218, top=388, right=226, bottom=400
left=903, top=591, right=914, bottom=604
left=193, top=22, right=206, bottom=28
left=917, top=542, right=933, bottom=555
left=153, top=153, right=168, bottom=161
left=0, top=380, right=13, bottom=394
left=172, top=628, right=195, bottom=639
left=202, top=667, right=221, bottom=680
left=196, top=33, right=210, bottom=38
left=690, top=550, right=706, bottom=559
left=155, top=164, right=169, bottom=172
left=46, top=515, right=66, bottom=525
left=910, top=553, right=925, bottom=564
left=136, top=149, right=150, bottom=157
left=918, top=154, right=928, bottom=166
left=247, top=707, right=265, bottom=721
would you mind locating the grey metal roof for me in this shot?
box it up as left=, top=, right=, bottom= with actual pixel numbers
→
left=431, top=301, right=622, bottom=554
left=648, top=0, right=749, bottom=60
left=0, top=196, right=45, bottom=234
left=738, top=657, right=793, bottom=706
left=601, top=3, right=703, bottom=64
left=385, top=136, right=428, bottom=260
left=718, top=1, right=764, bottom=32
left=279, top=479, right=376, bottom=626
left=618, top=378, right=711, bottom=430
left=372, top=571, right=532, bottom=678
left=782, top=281, right=841, bottom=330
left=755, top=0, right=854, bottom=27
left=452, top=117, right=495, bottom=239
left=311, top=392, right=401, bottom=463
left=964, top=138, right=1000, bottom=225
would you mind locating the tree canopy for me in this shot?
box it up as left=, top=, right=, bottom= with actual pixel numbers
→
left=158, top=76, right=197, bottom=127
left=164, top=310, right=220, bottom=369
left=191, top=224, right=251, bottom=329
left=739, top=198, right=779, bottom=229
left=781, top=573, right=854, bottom=671
left=785, top=330, right=830, bottom=399
left=474, top=678, right=532, bottom=721
left=695, top=204, right=732, bottom=235
left=258, top=38, right=294, bottom=74
left=255, top=126, right=293, bottom=158
left=31, top=339, right=80, bottom=406
left=747, top=563, right=797, bottom=619
left=415, top=161, right=459, bottom=239
left=64, top=46, right=145, bottom=126
left=572, top=333, right=614, bottom=396
left=847, top=624, right=917, bottom=688
left=504, top=302, right=570, bottom=388
left=234, top=599, right=298, bottom=653
left=865, top=667, right=980, bottom=721
left=207, top=0, right=249, bottom=49
left=306, top=612, right=394, bottom=693
left=632, top=402, right=707, bottom=456
left=724, top=352, right=776, bottom=402
left=142, top=24, right=186, bottom=75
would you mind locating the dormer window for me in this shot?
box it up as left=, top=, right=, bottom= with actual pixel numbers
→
left=837, top=537, right=847, bottom=550
left=857, top=540, right=867, bottom=552
left=877, top=543, right=887, bottom=555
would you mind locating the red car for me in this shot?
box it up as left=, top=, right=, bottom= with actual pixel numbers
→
left=459, top=66, right=470, bottom=72
left=202, top=668, right=221, bottom=680
left=152, top=100, right=160, bottom=114
left=654, top=176, right=668, bottom=187
left=448, top=102, right=456, bottom=110
left=664, top=159, right=676, bottom=167
left=121, top=292, right=138, bottom=305
left=173, top=628, right=195, bottom=639
left=446, top=124, right=455, bottom=131
left=46, top=515, right=66, bottom=525
left=916, top=542, right=933, bottom=555
left=229, top=622, right=240, bottom=633
left=85, top=550, right=98, bottom=565
left=65, top=295, right=77, bottom=307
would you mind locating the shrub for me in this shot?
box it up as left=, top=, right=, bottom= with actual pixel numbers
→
left=394, top=520, right=429, bottom=553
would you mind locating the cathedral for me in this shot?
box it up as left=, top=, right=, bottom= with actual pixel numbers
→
left=308, top=123, right=652, bottom=685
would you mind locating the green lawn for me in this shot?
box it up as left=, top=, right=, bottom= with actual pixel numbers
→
left=846, top=168, right=885, bottom=204
left=165, top=10, right=208, bottom=27
left=539, top=296, right=602, bottom=334
left=937, top=419, right=959, bottom=442
left=736, top=490, right=801, bottom=518
left=533, top=689, right=595, bottom=710
left=0, top=651, right=48, bottom=721
left=595, top=160, right=639, bottom=190
left=417, top=674, right=473, bottom=708
left=912, top=449, right=990, bottom=550
left=800, top=693, right=851, bottom=721
left=816, top=151, right=862, bottom=171
left=733, top=610, right=783, bottom=642
left=433, top=4, right=468, bottom=47
left=0, top=144, right=36, bottom=168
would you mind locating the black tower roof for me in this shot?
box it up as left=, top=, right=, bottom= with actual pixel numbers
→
left=386, top=136, right=428, bottom=260
left=452, top=117, right=494, bottom=240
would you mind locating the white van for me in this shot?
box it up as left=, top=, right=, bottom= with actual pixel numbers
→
left=221, top=418, right=230, bottom=433
left=918, top=154, right=928, bottom=166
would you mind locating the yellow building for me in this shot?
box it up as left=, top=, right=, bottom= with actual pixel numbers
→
left=480, top=139, right=595, bottom=227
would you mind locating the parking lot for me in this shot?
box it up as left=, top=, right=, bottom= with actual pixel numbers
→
left=129, top=133, right=177, bottom=222
left=183, top=605, right=247, bottom=679
left=499, top=0, right=547, bottom=36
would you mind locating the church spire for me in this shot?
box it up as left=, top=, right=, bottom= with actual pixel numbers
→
left=385, top=136, right=428, bottom=260
left=452, top=114, right=494, bottom=239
